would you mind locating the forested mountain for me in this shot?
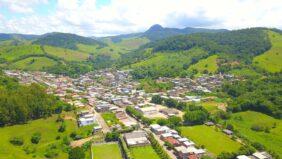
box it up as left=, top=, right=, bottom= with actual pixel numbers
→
left=0, top=33, right=39, bottom=41
left=33, top=32, right=106, bottom=50
left=103, top=24, right=227, bottom=43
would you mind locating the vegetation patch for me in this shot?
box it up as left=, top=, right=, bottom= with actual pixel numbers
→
left=188, top=55, right=218, bottom=75
left=180, top=125, right=241, bottom=156
left=92, top=143, right=123, bottom=159
left=44, top=45, right=89, bottom=61
left=253, top=31, right=282, bottom=73
left=226, top=111, right=282, bottom=157
left=10, top=57, right=57, bottom=71
left=130, top=146, right=160, bottom=159
left=101, top=112, right=120, bottom=127
left=0, top=112, right=92, bottom=159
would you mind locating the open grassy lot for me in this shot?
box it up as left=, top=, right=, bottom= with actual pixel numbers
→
left=92, top=142, right=123, bottom=159
left=226, top=111, right=282, bottom=157
left=101, top=112, right=120, bottom=127
left=10, top=57, right=57, bottom=70
left=130, top=146, right=160, bottom=159
left=0, top=112, right=92, bottom=159
left=188, top=55, right=218, bottom=74
left=180, top=125, right=241, bottom=156
left=253, top=31, right=282, bottom=72
left=200, top=101, right=226, bottom=113
left=0, top=44, right=44, bottom=61
left=44, top=45, right=89, bottom=61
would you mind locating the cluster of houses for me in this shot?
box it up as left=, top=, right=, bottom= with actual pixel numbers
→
left=150, top=124, right=206, bottom=159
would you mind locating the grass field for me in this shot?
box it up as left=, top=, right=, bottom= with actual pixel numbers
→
left=226, top=111, right=282, bottom=157
left=188, top=55, right=218, bottom=74
left=44, top=45, right=89, bottom=61
left=253, top=31, right=282, bottom=72
left=92, top=143, right=123, bottom=159
left=180, top=125, right=241, bottom=156
left=10, top=57, right=57, bottom=70
left=101, top=112, right=120, bottom=127
left=230, top=68, right=261, bottom=77
left=0, top=112, right=92, bottom=159
left=130, top=146, right=160, bottom=159
left=0, top=44, right=44, bottom=61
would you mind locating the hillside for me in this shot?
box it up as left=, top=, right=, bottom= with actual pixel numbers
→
left=122, top=28, right=280, bottom=79
left=33, top=32, right=105, bottom=50
left=104, top=24, right=227, bottom=42
left=253, top=31, right=282, bottom=72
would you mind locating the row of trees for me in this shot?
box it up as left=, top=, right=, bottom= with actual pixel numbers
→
left=125, top=106, right=153, bottom=125
left=0, top=74, right=69, bottom=126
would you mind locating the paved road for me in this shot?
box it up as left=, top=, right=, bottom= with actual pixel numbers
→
left=94, top=109, right=110, bottom=133
left=148, top=129, right=178, bottom=159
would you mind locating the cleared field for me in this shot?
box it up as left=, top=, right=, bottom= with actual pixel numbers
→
left=0, top=112, right=92, bottom=159
left=130, top=146, right=160, bottom=159
left=117, top=37, right=149, bottom=50
left=130, top=48, right=208, bottom=77
left=188, top=55, right=218, bottom=74
left=253, top=31, right=282, bottom=72
left=0, top=44, right=44, bottom=61
left=10, top=57, right=57, bottom=70
left=180, top=125, right=241, bottom=156
left=227, top=111, right=282, bottom=157
left=200, top=101, right=226, bottom=113
left=44, top=45, right=89, bottom=61
left=92, top=143, right=123, bottom=159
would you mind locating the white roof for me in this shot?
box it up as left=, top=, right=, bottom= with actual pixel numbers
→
left=183, top=141, right=195, bottom=146
left=178, top=138, right=189, bottom=142
left=150, top=124, right=161, bottom=129
left=161, top=133, right=173, bottom=138
left=253, top=152, right=269, bottom=159
left=237, top=155, right=251, bottom=159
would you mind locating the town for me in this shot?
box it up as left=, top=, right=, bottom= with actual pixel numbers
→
left=4, top=69, right=273, bottom=159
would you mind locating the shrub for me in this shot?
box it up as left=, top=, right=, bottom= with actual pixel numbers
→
left=31, top=132, right=41, bottom=144
left=58, top=122, right=66, bottom=132
left=68, top=147, right=85, bottom=159
left=10, top=137, right=24, bottom=146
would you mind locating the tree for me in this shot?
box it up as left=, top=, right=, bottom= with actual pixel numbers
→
left=151, top=95, right=163, bottom=104
left=105, top=132, right=119, bottom=142
left=157, top=118, right=168, bottom=126
left=58, top=122, right=66, bottom=132
left=183, top=110, right=208, bottom=125
left=164, top=98, right=178, bottom=108
left=10, top=137, right=24, bottom=146
left=68, top=147, right=85, bottom=159
left=168, top=116, right=182, bottom=128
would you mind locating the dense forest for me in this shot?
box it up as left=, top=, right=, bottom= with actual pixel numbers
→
left=223, top=73, right=282, bottom=118
left=0, top=71, right=68, bottom=126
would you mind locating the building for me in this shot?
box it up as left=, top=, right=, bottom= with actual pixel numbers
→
left=237, top=155, right=252, bottom=159
left=252, top=152, right=272, bottom=159
left=135, top=106, right=158, bottom=116
left=223, top=129, right=233, bottom=135
left=160, top=108, right=179, bottom=117
left=78, top=113, right=96, bottom=127
left=150, top=124, right=170, bottom=135
left=123, top=131, right=150, bottom=147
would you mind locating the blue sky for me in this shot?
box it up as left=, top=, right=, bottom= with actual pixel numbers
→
left=0, top=0, right=281, bottom=36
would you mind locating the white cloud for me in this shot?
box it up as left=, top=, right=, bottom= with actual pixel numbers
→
left=0, top=0, right=48, bottom=13
left=0, top=0, right=281, bottom=36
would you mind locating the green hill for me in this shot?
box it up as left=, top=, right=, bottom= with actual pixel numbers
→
left=33, top=32, right=105, bottom=50
left=188, top=55, right=218, bottom=75
left=121, top=28, right=282, bottom=79
left=10, top=57, right=57, bottom=71
left=253, top=31, right=282, bottom=72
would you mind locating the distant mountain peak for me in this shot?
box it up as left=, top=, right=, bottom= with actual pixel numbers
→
left=147, top=24, right=164, bottom=32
